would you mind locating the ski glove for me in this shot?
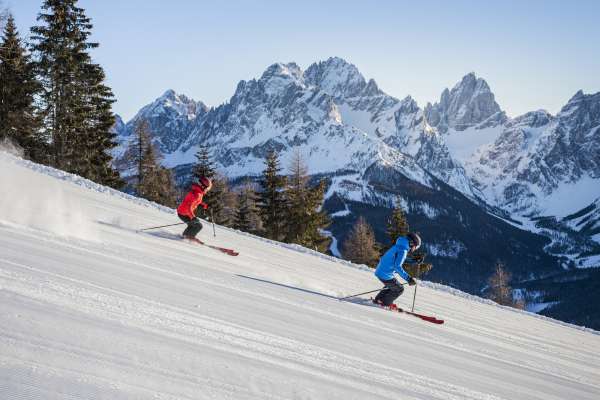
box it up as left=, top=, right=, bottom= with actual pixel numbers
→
left=412, top=253, right=425, bottom=263
left=200, top=202, right=209, bottom=210
left=407, top=276, right=417, bottom=286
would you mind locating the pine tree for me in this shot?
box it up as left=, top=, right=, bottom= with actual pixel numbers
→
left=283, top=150, right=330, bottom=250
left=386, top=198, right=409, bottom=248
left=192, top=145, right=224, bottom=220
left=342, top=216, right=380, bottom=267
left=30, top=0, right=120, bottom=184
left=0, top=15, right=44, bottom=160
left=211, top=172, right=236, bottom=226
left=284, top=150, right=310, bottom=243
left=384, top=198, right=431, bottom=278
left=234, top=179, right=262, bottom=233
left=137, top=143, right=177, bottom=208
left=301, top=179, right=331, bottom=252
left=256, top=150, right=287, bottom=241
left=192, top=145, right=215, bottom=180
left=125, top=120, right=152, bottom=187
left=80, top=62, right=122, bottom=187
left=126, top=120, right=176, bottom=207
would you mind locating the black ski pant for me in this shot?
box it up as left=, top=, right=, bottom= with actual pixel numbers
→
left=178, top=214, right=203, bottom=238
left=373, top=277, right=404, bottom=306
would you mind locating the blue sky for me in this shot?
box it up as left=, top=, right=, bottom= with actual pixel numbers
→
left=6, top=0, right=600, bottom=121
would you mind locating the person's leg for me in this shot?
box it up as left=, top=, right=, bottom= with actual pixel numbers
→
left=374, top=277, right=394, bottom=304
left=379, top=278, right=404, bottom=306
left=178, top=214, right=203, bottom=238
left=187, top=219, right=203, bottom=237
left=373, top=286, right=389, bottom=304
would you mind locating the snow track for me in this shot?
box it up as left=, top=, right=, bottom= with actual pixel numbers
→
left=1, top=152, right=600, bottom=399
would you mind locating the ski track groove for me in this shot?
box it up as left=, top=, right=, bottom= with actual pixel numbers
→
left=2, top=224, right=598, bottom=390
left=1, top=259, right=511, bottom=400
left=1, top=335, right=285, bottom=400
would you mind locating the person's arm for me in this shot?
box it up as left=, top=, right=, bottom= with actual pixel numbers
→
left=198, top=188, right=208, bottom=210
left=393, top=247, right=411, bottom=281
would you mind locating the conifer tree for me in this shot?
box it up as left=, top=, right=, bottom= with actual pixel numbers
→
left=0, top=15, right=44, bottom=160
left=30, top=0, right=120, bottom=185
left=256, top=150, right=287, bottom=241
left=126, top=120, right=176, bottom=207
left=80, top=62, right=122, bottom=187
left=234, top=179, right=262, bottom=233
left=342, top=216, right=380, bottom=267
left=126, top=120, right=152, bottom=187
left=301, top=179, right=331, bottom=251
left=283, top=151, right=330, bottom=250
left=211, top=172, right=237, bottom=227
left=386, top=198, right=409, bottom=247
left=192, top=145, right=215, bottom=181
left=192, top=145, right=226, bottom=221
left=384, top=198, right=431, bottom=278
left=284, top=150, right=310, bottom=243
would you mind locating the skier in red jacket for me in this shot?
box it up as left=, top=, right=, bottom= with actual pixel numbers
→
left=177, top=176, right=212, bottom=239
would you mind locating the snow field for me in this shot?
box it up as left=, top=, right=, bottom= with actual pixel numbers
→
left=1, top=152, right=600, bottom=399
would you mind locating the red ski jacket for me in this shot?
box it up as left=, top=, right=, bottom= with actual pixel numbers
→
left=177, top=183, right=208, bottom=218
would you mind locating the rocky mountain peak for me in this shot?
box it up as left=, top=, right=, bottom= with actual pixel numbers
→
left=258, top=62, right=306, bottom=96
left=362, top=78, right=383, bottom=97
left=558, top=90, right=600, bottom=122
left=304, top=56, right=367, bottom=99
left=510, top=109, right=553, bottom=128
left=143, top=89, right=205, bottom=120
left=112, top=114, right=125, bottom=132
left=260, top=62, right=304, bottom=82
left=425, top=72, right=503, bottom=132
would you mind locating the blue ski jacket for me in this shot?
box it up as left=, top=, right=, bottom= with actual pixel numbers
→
left=374, top=236, right=411, bottom=281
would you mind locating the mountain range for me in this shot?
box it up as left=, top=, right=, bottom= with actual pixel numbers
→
left=112, top=57, right=600, bottom=328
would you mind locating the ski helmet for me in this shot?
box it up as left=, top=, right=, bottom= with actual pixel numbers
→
left=198, top=176, right=212, bottom=188
left=407, top=232, right=421, bottom=250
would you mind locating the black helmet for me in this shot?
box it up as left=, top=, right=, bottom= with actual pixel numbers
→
left=407, top=232, right=421, bottom=250
left=198, top=176, right=212, bottom=188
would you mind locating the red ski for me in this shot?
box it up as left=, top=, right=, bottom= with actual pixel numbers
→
left=370, top=299, right=444, bottom=324
left=400, top=308, right=444, bottom=324
left=184, top=237, right=239, bottom=256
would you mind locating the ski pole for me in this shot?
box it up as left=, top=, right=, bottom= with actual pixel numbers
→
left=339, top=288, right=383, bottom=300
left=339, top=283, right=408, bottom=301
left=411, top=264, right=420, bottom=312
left=138, top=222, right=185, bottom=232
left=210, top=209, right=216, bottom=237
left=411, top=282, right=418, bottom=312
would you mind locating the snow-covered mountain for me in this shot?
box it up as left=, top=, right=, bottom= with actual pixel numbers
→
left=114, top=58, right=479, bottom=199
left=113, top=89, right=209, bottom=164
left=113, top=58, right=599, bottom=219
left=424, top=72, right=507, bottom=133
left=2, top=151, right=599, bottom=399
left=111, top=57, right=600, bottom=270
left=469, top=91, right=600, bottom=216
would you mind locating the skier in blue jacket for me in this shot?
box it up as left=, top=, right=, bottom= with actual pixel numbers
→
left=373, top=232, right=421, bottom=308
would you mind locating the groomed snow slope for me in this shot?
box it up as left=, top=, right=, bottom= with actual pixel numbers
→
left=1, top=152, right=599, bottom=400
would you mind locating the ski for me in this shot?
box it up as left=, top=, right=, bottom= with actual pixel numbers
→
left=184, top=237, right=239, bottom=256
left=367, top=299, right=444, bottom=324
left=400, top=309, right=444, bottom=324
